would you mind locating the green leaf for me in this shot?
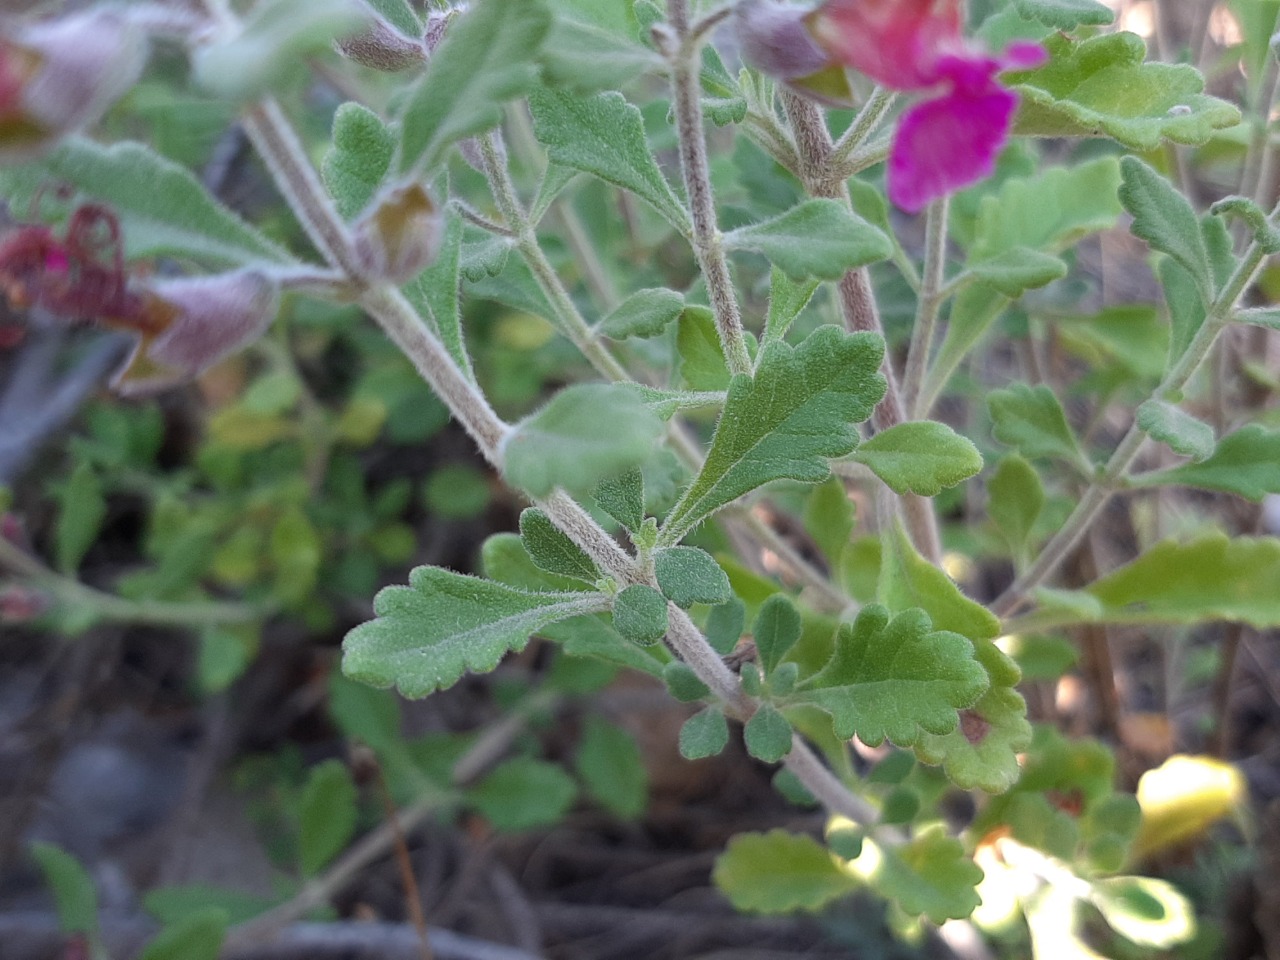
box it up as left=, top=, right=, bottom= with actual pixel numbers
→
left=611, top=584, right=670, bottom=645
left=754, top=595, right=802, bottom=675
left=528, top=86, right=691, bottom=233
left=598, top=287, right=686, bottom=339
left=298, top=760, right=358, bottom=876
left=676, top=306, right=733, bottom=391
left=540, top=0, right=659, bottom=92
left=1003, top=633, right=1078, bottom=681
left=725, top=200, right=892, bottom=281
left=467, top=757, right=577, bottom=831
left=661, top=326, right=886, bottom=543
left=852, top=421, right=983, bottom=497
left=987, top=455, right=1044, bottom=561
left=193, top=0, right=364, bottom=101
left=1012, top=0, right=1114, bottom=29
left=1210, top=195, right=1280, bottom=254
left=56, top=461, right=106, bottom=574
left=519, top=508, right=598, bottom=582
left=405, top=213, right=473, bottom=381
left=197, top=626, right=256, bottom=695
left=502, top=384, right=665, bottom=498
left=880, top=521, right=1002, bottom=642
left=1008, top=32, right=1242, bottom=150
left=322, top=102, right=396, bottom=220
left=143, top=886, right=279, bottom=927
left=714, top=830, right=855, bottom=913
left=850, top=829, right=983, bottom=923
left=343, top=567, right=607, bottom=697
left=1133, top=424, right=1280, bottom=500
left=794, top=605, right=988, bottom=746
left=914, top=643, right=1032, bottom=793
left=654, top=546, right=732, bottom=607
left=576, top=717, right=648, bottom=819
left=744, top=703, right=793, bottom=763
left=803, top=478, right=856, bottom=569
left=1236, top=306, right=1280, bottom=331
left=1119, top=157, right=1212, bottom=301
left=764, top=267, right=821, bottom=343
left=269, top=505, right=322, bottom=605
left=1084, top=534, right=1280, bottom=627
left=31, top=842, right=97, bottom=935
left=1091, top=877, right=1196, bottom=949
left=1136, top=400, right=1215, bottom=462
left=594, top=468, right=645, bottom=531
left=363, top=0, right=420, bottom=35
left=706, top=597, right=747, bottom=655
left=663, top=661, right=711, bottom=701
left=0, top=139, right=293, bottom=267
left=965, top=247, right=1068, bottom=297
left=679, top=706, right=730, bottom=759
left=138, top=909, right=227, bottom=960
left=397, top=0, right=551, bottom=174
left=988, top=383, right=1087, bottom=467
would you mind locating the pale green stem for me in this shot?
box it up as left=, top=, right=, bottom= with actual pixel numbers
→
left=902, top=196, right=949, bottom=418
left=0, top=537, right=267, bottom=630
left=661, top=0, right=753, bottom=376
left=993, top=233, right=1275, bottom=618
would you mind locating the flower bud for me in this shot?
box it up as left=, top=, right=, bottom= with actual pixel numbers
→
left=111, top=270, right=280, bottom=395
left=0, top=9, right=147, bottom=162
left=0, top=583, right=50, bottom=623
left=734, top=0, right=833, bottom=80
left=335, top=2, right=427, bottom=72
left=351, top=181, right=443, bottom=284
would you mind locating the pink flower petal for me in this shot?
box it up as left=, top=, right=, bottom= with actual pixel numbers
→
left=808, top=0, right=963, bottom=89
left=887, top=83, right=1018, bottom=212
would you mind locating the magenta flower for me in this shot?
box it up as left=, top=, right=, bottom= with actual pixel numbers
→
left=808, top=0, right=1046, bottom=212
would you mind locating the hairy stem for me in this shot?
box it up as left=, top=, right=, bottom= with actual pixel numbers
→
left=902, top=196, right=949, bottom=418
left=662, top=0, right=753, bottom=375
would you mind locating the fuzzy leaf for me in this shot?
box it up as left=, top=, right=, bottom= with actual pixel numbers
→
left=398, top=0, right=551, bottom=173
left=714, top=830, right=855, bottom=913
left=663, top=661, right=711, bottom=701
left=1133, top=424, right=1280, bottom=500
left=1012, top=0, right=1114, bottom=29
left=56, top=462, right=106, bottom=575
left=706, top=598, right=747, bottom=655
left=576, top=717, right=648, bottom=819
left=137, top=910, right=226, bottom=960
left=193, top=0, right=364, bottom=101
left=1119, top=157, right=1212, bottom=301
left=519, top=508, right=598, bottom=582
left=880, top=522, right=1002, bottom=643
left=679, top=706, right=730, bottom=759
left=594, top=468, right=645, bottom=531
left=540, top=0, right=659, bottom=92
left=754, top=594, right=802, bottom=675
left=744, top=703, right=793, bottom=763
left=1136, top=400, right=1215, bottom=462
left=406, top=211, right=473, bottom=380
left=654, top=546, right=732, bottom=607
left=764, top=267, right=821, bottom=343
left=611, top=584, right=669, bottom=645
left=528, top=86, right=691, bottom=233
left=323, top=102, right=396, bottom=220
left=794, top=605, right=988, bottom=746
left=0, top=138, right=293, bottom=267
left=914, top=643, right=1032, bottom=793
left=1008, top=32, right=1242, bottom=150
left=598, top=288, right=686, bottom=339
left=660, top=326, right=885, bottom=543
left=852, top=421, right=983, bottom=497
left=965, top=247, right=1068, bottom=296
left=988, top=384, right=1087, bottom=467
left=849, top=829, right=983, bottom=923
left=676, top=306, right=733, bottom=391
left=987, top=455, right=1044, bottom=560
left=502, top=384, right=665, bottom=498
left=1236, top=306, right=1280, bottom=331
left=298, top=760, right=358, bottom=876
left=725, top=200, right=892, bottom=281
left=467, top=757, right=577, bottom=831
left=343, top=567, right=607, bottom=697
left=1084, top=535, right=1280, bottom=627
